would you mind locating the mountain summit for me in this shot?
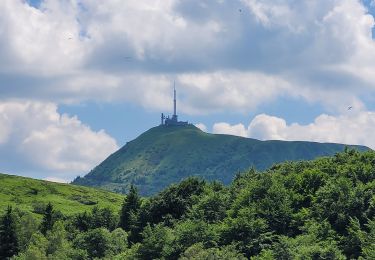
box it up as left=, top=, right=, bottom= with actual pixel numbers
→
left=73, top=125, right=369, bottom=196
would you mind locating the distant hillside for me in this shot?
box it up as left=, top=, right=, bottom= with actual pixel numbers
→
left=0, top=173, right=124, bottom=216
left=73, top=125, right=369, bottom=196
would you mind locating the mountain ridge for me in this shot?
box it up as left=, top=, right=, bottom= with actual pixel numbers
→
left=73, top=125, right=370, bottom=196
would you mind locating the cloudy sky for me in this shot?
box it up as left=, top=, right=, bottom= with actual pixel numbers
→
left=1, top=0, right=375, bottom=182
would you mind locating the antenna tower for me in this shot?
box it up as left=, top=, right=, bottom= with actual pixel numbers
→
left=173, top=81, right=176, bottom=116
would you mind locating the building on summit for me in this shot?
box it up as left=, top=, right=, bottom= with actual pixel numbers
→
left=161, top=83, right=188, bottom=126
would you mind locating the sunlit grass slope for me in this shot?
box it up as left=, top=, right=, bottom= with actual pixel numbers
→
left=0, top=173, right=124, bottom=216
left=74, top=125, right=369, bottom=196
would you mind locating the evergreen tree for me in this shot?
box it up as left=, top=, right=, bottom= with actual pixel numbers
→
left=75, top=211, right=91, bottom=231
left=342, top=217, right=364, bottom=259
left=41, top=202, right=54, bottom=235
left=362, top=218, right=375, bottom=259
left=0, top=206, right=19, bottom=259
left=119, top=185, right=141, bottom=231
left=128, top=210, right=143, bottom=243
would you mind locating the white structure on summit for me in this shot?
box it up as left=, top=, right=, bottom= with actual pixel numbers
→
left=161, top=82, right=188, bottom=126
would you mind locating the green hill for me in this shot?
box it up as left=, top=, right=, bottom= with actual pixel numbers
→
left=1, top=150, right=374, bottom=259
left=73, top=125, right=369, bottom=196
left=0, top=173, right=124, bottom=216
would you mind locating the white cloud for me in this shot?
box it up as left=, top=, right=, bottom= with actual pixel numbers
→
left=248, top=112, right=375, bottom=149
left=0, top=0, right=88, bottom=74
left=0, top=112, right=11, bottom=144
left=213, top=122, right=248, bottom=137
left=2, top=0, right=375, bottom=181
left=0, top=0, right=374, bottom=114
left=195, top=123, right=207, bottom=132
left=0, top=101, right=118, bottom=181
left=178, top=71, right=292, bottom=114
left=80, top=0, right=222, bottom=60
left=241, top=0, right=296, bottom=29
left=44, top=176, right=68, bottom=183
left=214, top=111, right=375, bottom=149
left=0, top=70, right=293, bottom=115
left=248, top=114, right=287, bottom=140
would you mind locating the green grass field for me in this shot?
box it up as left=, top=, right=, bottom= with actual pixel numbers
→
left=0, top=173, right=124, bottom=216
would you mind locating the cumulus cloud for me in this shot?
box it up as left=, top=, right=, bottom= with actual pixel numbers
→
left=248, top=114, right=287, bottom=140
left=1, top=0, right=375, bottom=179
left=0, top=0, right=87, bottom=74
left=213, top=111, right=375, bottom=149
left=0, top=0, right=374, bottom=114
left=178, top=71, right=292, bottom=114
left=0, top=101, right=118, bottom=181
left=249, top=112, right=375, bottom=149
left=213, top=122, right=248, bottom=137
left=195, top=123, right=207, bottom=132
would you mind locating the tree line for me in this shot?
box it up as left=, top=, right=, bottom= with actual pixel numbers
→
left=0, top=148, right=374, bottom=259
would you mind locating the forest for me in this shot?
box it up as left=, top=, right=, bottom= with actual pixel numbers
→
left=0, top=148, right=374, bottom=259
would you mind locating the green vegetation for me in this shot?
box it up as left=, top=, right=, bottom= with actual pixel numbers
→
left=1, top=149, right=374, bottom=259
left=0, top=173, right=124, bottom=216
left=73, top=125, right=369, bottom=196
left=0, top=206, right=19, bottom=258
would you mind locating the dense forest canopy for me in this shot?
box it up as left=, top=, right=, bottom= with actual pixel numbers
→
left=1, top=149, right=374, bottom=259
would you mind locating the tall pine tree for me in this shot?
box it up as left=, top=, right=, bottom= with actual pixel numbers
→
left=119, top=185, right=141, bottom=231
left=0, top=206, right=19, bottom=259
left=41, top=202, right=54, bottom=235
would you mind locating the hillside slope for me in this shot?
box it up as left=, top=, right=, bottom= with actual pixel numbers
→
left=0, top=173, right=124, bottom=216
left=73, top=125, right=369, bottom=196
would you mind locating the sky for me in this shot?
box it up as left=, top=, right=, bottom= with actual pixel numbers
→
left=1, top=0, right=375, bottom=182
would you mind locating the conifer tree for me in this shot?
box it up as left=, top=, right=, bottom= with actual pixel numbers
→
left=75, top=211, right=91, bottom=231
left=41, top=202, right=54, bottom=235
left=0, top=206, right=19, bottom=259
left=119, top=185, right=141, bottom=231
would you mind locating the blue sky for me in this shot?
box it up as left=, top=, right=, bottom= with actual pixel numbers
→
left=1, top=0, right=375, bottom=182
left=58, top=90, right=326, bottom=145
